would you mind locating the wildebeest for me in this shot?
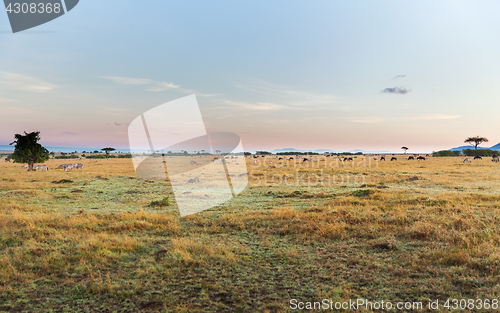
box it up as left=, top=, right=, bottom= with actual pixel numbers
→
left=288, top=157, right=294, bottom=161
left=302, top=158, right=309, bottom=162
left=463, top=157, right=472, bottom=164
left=474, top=156, right=482, bottom=160
left=380, top=156, right=386, bottom=161
left=408, top=156, right=414, bottom=160
left=278, top=157, right=283, bottom=160
left=492, top=155, right=499, bottom=163
left=343, top=157, right=353, bottom=161
left=417, top=156, right=425, bottom=161
left=390, top=157, right=397, bottom=161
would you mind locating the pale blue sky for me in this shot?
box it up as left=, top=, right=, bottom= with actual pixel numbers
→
left=1, top=0, right=500, bottom=152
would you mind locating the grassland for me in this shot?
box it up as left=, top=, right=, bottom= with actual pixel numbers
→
left=1, top=156, right=500, bottom=312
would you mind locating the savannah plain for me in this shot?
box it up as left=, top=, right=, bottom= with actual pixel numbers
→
left=1, top=154, right=500, bottom=312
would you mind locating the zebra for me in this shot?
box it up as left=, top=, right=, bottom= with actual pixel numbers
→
left=35, top=165, right=48, bottom=171
left=492, top=155, right=499, bottom=163
left=58, top=164, right=68, bottom=169
left=463, top=157, right=472, bottom=164
left=73, top=163, right=84, bottom=169
left=65, top=164, right=75, bottom=172
left=22, top=165, right=28, bottom=169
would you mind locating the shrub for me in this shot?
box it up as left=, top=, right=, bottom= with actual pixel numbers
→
left=149, top=196, right=170, bottom=207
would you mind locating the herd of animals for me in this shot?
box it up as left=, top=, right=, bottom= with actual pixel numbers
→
left=248, top=153, right=500, bottom=165
left=3, top=153, right=500, bottom=171
left=5, top=160, right=84, bottom=171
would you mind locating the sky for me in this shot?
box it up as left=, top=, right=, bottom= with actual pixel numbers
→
left=1, top=0, right=500, bottom=153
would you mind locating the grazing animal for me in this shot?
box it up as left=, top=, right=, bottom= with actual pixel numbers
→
left=64, top=164, right=74, bottom=172
left=5, top=157, right=11, bottom=162
left=302, top=158, right=309, bottom=162
left=57, top=164, right=68, bottom=169
left=35, top=164, right=48, bottom=171
left=380, top=156, right=386, bottom=161
left=474, top=156, right=482, bottom=160
left=343, top=157, right=353, bottom=161
left=408, top=156, right=414, bottom=160
left=74, top=163, right=84, bottom=169
left=278, top=157, right=283, bottom=160
left=190, top=161, right=198, bottom=165
left=417, top=156, right=425, bottom=161
left=390, top=157, right=397, bottom=161
left=463, top=157, right=472, bottom=164
left=492, top=155, right=499, bottom=163
left=22, top=165, right=28, bottom=169
left=288, top=157, right=294, bottom=161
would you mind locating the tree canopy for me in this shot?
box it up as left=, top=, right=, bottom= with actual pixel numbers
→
left=464, top=136, right=489, bottom=150
left=10, top=131, right=49, bottom=171
left=401, top=146, right=408, bottom=154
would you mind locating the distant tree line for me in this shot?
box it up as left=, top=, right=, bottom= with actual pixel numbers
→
left=433, top=149, right=499, bottom=157
left=462, top=149, right=498, bottom=157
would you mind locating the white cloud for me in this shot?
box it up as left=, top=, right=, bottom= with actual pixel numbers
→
left=350, top=118, right=386, bottom=124
left=408, top=114, right=460, bottom=120
left=350, top=114, right=460, bottom=123
left=146, top=81, right=180, bottom=92
left=222, top=100, right=291, bottom=111
left=235, top=79, right=337, bottom=108
left=101, top=76, right=153, bottom=85
left=0, top=72, right=57, bottom=93
left=102, top=75, right=218, bottom=97
left=0, top=97, right=18, bottom=103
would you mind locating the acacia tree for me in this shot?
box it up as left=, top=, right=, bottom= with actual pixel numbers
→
left=401, top=146, right=408, bottom=154
left=464, top=136, right=489, bottom=150
left=9, top=131, right=49, bottom=171
left=101, top=147, right=116, bottom=158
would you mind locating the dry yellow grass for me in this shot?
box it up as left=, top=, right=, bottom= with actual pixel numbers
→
left=1, top=155, right=500, bottom=311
